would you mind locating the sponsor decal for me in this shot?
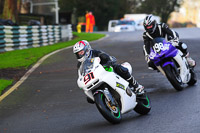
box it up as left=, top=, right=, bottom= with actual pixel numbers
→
left=116, top=82, right=125, bottom=90
left=91, top=58, right=94, bottom=62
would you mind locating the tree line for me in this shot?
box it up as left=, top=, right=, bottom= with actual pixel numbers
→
left=0, top=0, right=182, bottom=30
left=59, top=0, right=182, bottom=30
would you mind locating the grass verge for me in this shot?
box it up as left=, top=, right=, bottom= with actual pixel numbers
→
left=0, top=79, right=13, bottom=95
left=0, top=32, right=105, bottom=69
left=0, top=32, right=105, bottom=94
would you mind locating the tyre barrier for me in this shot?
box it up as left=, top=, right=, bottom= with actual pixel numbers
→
left=0, top=25, right=72, bottom=52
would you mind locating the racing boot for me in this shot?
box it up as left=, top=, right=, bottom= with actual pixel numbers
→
left=185, top=53, right=196, bottom=67
left=178, top=42, right=196, bottom=67
left=127, top=76, right=145, bottom=95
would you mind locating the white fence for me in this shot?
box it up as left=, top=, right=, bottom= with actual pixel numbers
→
left=0, top=24, right=72, bottom=52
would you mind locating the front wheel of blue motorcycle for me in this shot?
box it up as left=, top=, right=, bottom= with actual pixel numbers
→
left=187, top=68, right=197, bottom=86
left=94, top=92, right=121, bottom=124
left=163, top=65, right=184, bottom=91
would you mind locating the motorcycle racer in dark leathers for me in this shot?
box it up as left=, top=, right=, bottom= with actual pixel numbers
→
left=73, top=40, right=144, bottom=103
left=142, top=14, right=196, bottom=70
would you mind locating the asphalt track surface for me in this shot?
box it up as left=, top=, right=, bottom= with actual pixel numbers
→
left=0, top=28, right=200, bottom=133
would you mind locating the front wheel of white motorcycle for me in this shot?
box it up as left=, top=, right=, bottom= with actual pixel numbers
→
left=163, top=65, right=184, bottom=91
left=134, top=92, right=151, bottom=115
left=94, top=92, right=121, bottom=124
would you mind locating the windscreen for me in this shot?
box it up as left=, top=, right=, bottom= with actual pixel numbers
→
left=80, top=58, right=94, bottom=76
left=153, top=37, right=165, bottom=44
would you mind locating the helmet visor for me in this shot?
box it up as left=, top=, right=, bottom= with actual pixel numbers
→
left=146, top=25, right=153, bottom=29
left=75, top=50, right=85, bottom=59
left=145, top=22, right=156, bottom=34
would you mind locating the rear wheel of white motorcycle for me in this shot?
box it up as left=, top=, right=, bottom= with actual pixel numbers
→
left=94, top=92, right=121, bottom=124
left=163, top=65, right=184, bottom=91
left=187, top=68, right=197, bottom=86
left=134, top=92, right=151, bottom=115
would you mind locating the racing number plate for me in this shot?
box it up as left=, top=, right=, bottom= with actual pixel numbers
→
left=84, top=72, right=95, bottom=85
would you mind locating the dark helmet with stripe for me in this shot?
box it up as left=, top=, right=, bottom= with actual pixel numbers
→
left=143, top=14, right=157, bottom=34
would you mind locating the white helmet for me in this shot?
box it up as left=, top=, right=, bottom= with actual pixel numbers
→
left=73, top=40, right=91, bottom=62
left=143, top=14, right=157, bottom=34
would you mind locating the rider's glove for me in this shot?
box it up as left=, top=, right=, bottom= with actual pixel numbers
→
left=173, top=37, right=179, bottom=43
left=107, top=61, right=114, bottom=66
left=103, top=60, right=114, bottom=67
left=145, top=54, right=150, bottom=63
left=169, top=37, right=179, bottom=47
left=104, top=56, right=117, bottom=66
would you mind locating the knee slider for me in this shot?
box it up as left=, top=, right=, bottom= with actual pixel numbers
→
left=179, top=42, right=188, bottom=54
left=181, top=43, right=187, bottom=50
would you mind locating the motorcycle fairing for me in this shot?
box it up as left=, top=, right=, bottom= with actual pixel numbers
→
left=149, top=40, right=178, bottom=66
left=149, top=37, right=191, bottom=83
left=77, top=57, right=137, bottom=114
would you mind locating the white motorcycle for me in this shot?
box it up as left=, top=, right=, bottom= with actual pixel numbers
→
left=77, top=57, right=151, bottom=124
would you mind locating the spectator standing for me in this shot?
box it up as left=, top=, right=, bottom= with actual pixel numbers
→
left=85, top=11, right=90, bottom=32
left=89, top=12, right=95, bottom=32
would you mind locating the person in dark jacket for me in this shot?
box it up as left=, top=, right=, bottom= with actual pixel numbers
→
left=142, top=14, right=196, bottom=70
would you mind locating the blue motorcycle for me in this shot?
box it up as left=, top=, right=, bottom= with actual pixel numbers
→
left=149, top=37, right=197, bottom=91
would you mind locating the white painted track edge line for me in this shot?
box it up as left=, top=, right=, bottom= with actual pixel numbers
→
left=0, top=34, right=108, bottom=102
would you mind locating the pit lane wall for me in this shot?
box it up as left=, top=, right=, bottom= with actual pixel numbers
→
left=0, top=25, right=72, bottom=52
